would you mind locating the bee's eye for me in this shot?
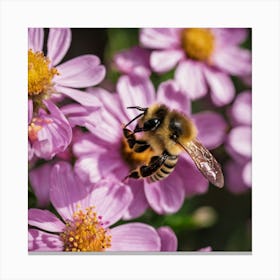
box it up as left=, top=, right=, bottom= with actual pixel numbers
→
left=169, top=118, right=182, bottom=136
left=143, top=118, right=160, bottom=131
left=170, top=133, right=178, bottom=141
left=151, top=118, right=160, bottom=126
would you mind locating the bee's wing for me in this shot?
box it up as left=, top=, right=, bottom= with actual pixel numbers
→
left=184, top=139, right=224, bottom=188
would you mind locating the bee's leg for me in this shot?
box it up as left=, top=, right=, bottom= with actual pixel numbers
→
left=123, top=127, right=150, bottom=152
left=133, top=141, right=150, bottom=153
left=123, top=152, right=169, bottom=181
left=123, top=127, right=137, bottom=148
left=139, top=153, right=169, bottom=177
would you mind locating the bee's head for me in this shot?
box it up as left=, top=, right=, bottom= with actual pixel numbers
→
left=169, top=112, right=197, bottom=144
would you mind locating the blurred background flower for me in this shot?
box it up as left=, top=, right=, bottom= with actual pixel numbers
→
left=140, top=28, right=251, bottom=106
left=225, top=90, right=252, bottom=193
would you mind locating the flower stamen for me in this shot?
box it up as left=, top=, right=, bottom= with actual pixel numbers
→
left=28, top=49, right=59, bottom=97
left=28, top=117, right=53, bottom=142
left=181, top=28, right=214, bottom=62
left=60, top=206, right=112, bottom=252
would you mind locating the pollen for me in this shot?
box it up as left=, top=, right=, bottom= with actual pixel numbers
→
left=28, top=49, right=59, bottom=96
left=28, top=117, right=53, bottom=142
left=60, top=206, right=112, bottom=252
left=121, top=138, right=154, bottom=169
left=181, top=28, right=214, bottom=62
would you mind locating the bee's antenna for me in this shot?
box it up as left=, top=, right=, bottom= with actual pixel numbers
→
left=127, top=106, right=147, bottom=112
left=123, top=112, right=145, bottom=128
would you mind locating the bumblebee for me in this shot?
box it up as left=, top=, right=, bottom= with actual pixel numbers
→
left=123, top=104, right=224, bottom=188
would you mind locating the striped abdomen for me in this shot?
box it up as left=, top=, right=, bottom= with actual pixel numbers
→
left=148, top=155, right=178, bottom=183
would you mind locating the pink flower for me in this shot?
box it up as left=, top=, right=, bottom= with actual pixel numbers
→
left=140, top=28, right=251, bottom=106
left=225, top=91, right=252, bottom=193
left=28, top=162, right=177, bottom=252
left=157, top=226, right=178, bottom=251
left=28, top=28, right=105, bottom=107
left=28, top=28, right=105, bottom=159
left=28, top=99, right=72, bottom=160
left=70, top=75, right=227, bottom=218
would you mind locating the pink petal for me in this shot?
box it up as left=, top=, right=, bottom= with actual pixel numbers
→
left=28, top=28, right=44, bottom=52
left=213, top=28, right=248, bottom=46
left=225, top=160, right=248, bottom=194
left=87, top=87, right=127, bottom=124
left=28, top=209, right=65, bottom=232
left=84, top=104, right=121, bottom=136
left=55, top=86, right=102, bottom=107
left=50, top=161, right=89, bottom=222
left=28, top=229, right=63, bottom=252
left=229, top=91, right=252, bottom=126
left=108, top=223, right=161, bottom=251
left=28, top=99, right=33, bottom=124
left=28, top=141, right=34, bottom=160
left=177, top=156, right=209, bottom=196
left=89, top=181, right=133, bottom=227
left=54, top=55, right=105, bottom=88
left=72, top=133, right=108, bottom=157
left=203, top=67, right=235, bottom=106
left=47, top=28, right=71, bottom=66
left=175, top=60, right=207, bottom=100
left=73, top=135, right=124, bottom=185
left=157, top=226, right=178, bottom=251
left=61, top=103, right=101, bottom=133
left=192, top=111, right=227, bottom=149
left=157, top=80, right=191, bottom=115
left=117, top=75, right=156, bottom=120
left=74, top=156, right=103, bottom=184
left=86, top=88, right=128, bottom=135
left=122, top=180, right=149, bottom=220
left=144, top=171, right=185, bottom=214
left=43, top=98, right=69, bottom=122
left=75, top=146, right=126, bottom=184
left=227, top=126, right=252, bottom=159
left=150, top=49, right=184, bottom=73
left=140, top=28, right=181, bottom=49
left=114, top=46, right=151, bottom=76
left=76, top=110, right=120, bottom=143
left=242, top=161, right=252, bottom=187
left=29, top=163, right=53, bottom=207
left=212, top=47, right=251, bottom=76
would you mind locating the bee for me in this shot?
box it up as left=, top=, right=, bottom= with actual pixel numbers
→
left=123, top=104, right=224, bottom=188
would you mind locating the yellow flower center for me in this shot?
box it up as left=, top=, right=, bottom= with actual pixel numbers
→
left=181, top=28, right=214, bottom=62
left=60, top=206, right=112, bottom=252
left=28, top=49, right=59, bottom=97
left=121, top=138, right=154, bottom=169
